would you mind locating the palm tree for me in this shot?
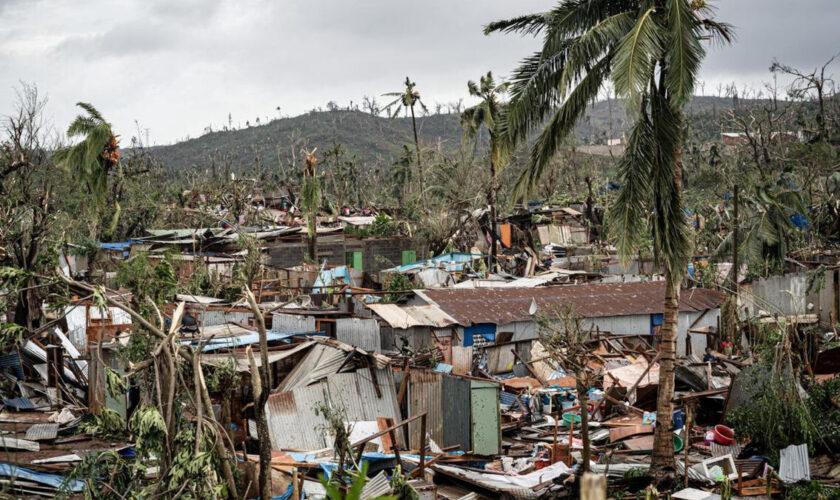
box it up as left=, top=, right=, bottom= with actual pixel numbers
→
left=384, top=77, right=428, bottom=196
left=461, top=71, right=510, bottom=272
left=487, top=0, right=731, bottom=479
left=301, top=149, right=321, bottom=263
left=53, top=102, right=120, bottom=234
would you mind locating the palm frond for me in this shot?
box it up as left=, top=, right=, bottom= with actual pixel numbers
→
left=664, top=0, right=705, bottom=106
left=610, top=103, right=656, bottom=262
left=649, top=90, right=692, bottom=273
left=484, top=13, right=550, bottom=36
left=75, top=102, right=105, bottom=123
left=513, top=55, right=610, bottom=199
left=612, top=7, right=662, bottom=111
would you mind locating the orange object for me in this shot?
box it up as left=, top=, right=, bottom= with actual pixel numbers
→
left=499, top=224, right=512, bottom=248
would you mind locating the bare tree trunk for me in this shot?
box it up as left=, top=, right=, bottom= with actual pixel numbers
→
left=651, top=255, right=680, bottom=480
left=576, top=377, right=591, bottom=472
left=488, top=157, right=498, bottom=273
left=410, top=105, right=423, bottom=198
left=245, top=290, right=273, bottom=500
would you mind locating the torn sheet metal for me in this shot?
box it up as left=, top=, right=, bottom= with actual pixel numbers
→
left=25, top=423, right=59, bottom=441
left=779, top=443, right=810, bottom=483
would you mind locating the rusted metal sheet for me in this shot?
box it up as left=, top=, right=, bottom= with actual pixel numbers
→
left=451, top=346, right=473, bottom=376
left=336, top=318, right=381, bottom=352
left=25, top=423, right=58, bottom=441
left=266, top=384, right=329, bottom=451
left=420, top=282, right=725, bottom=326
left=442, top=375, right=471, bottom=452
left=407, top=370, right=443, bottom=450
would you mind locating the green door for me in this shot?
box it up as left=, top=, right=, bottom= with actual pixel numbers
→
left=401, top=250, right=417, bottom=265
left=345, top=251, right=363, bottom=269
left=470, top=381, right=501, bottom=455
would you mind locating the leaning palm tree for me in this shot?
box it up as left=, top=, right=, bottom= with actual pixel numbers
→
left=53, top=102, right=121, bottom=234
left=461, top=71, right=510, bottom=272
left=384, top=77, right=428, bottom=196
left=487, top=0, right=731, bottom=479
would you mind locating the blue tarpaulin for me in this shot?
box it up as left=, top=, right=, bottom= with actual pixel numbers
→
left=0, top=463, right=85, bottom=492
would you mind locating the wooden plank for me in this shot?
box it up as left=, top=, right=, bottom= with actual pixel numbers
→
left=622, top=435, right=654, bottom=452
left=609, top=425, right=653, bottom=443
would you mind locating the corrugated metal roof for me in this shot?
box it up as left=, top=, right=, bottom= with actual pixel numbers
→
left=200, top=341, right=314, bottom=372
left=360, top=471, right=392, bottom=499
left=367, top=304, right=458, bottom=329
left=419, top=282, right=726, bottom=326
left=277, top=344, right=348, bottom=392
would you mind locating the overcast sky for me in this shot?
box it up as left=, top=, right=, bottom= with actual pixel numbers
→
left=1, top=0, right=838, bottom=145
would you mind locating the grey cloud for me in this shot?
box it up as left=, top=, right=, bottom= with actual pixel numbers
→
left=0, top=0, right=837, bottom=144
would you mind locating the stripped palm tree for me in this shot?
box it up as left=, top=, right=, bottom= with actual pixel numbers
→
left=53, top=102, right=121, bottom=235
left=486, top=0, right=732, bottom=480
left=461, top=71, right=510, bottom=272
left=301, top=149, right=321, bottom=262
left=384, top=77, right=428, bottom=196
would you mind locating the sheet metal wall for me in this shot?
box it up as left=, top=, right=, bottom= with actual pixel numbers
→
left=266, top=384, right=330, bottom=450
left=336, top=318, right=381, bottom=352
left=407, top=370, right=443, bottom=450
left=482, top=341, right=533, bottom=374
left=272, top=313, right=317, bottom=333
left=442, top=375, right=471, bottom=451
left=267, top=367, right=403, bottom=450
left=382, top=326, right=433, bottom=353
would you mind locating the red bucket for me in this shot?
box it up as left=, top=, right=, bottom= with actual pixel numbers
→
left=713, top=425, right=735, bottom=445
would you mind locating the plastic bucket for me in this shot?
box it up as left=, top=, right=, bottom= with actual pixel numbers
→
left=674, top=434, right=684, bottom=453
left=713, top=425, right=735, bottom=445
left=562, top=413, right=582, bottom=426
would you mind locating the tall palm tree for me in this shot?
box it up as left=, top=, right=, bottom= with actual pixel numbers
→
left=487, top=0, right=731, bottom=479
left=53, top=102, right=121, bottom=233
left=384, top=77, right=428, bottom=196
left=461, top=71, right=510, bottom=272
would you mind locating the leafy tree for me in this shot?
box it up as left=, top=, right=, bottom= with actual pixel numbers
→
left=487, top=0, right=732, bottom=479
left=461, top=71, right=510, bottom=271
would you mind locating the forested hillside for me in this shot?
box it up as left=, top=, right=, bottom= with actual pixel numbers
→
left=149, top=95, right=758, bottom=171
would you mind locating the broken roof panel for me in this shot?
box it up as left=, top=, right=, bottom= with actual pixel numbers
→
left=418, top=281, right=725, bottom=326
left=367, top=303, right=459, bottom=329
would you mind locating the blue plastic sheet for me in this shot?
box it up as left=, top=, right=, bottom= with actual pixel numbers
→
left=0, top=463, right=85, bottom=492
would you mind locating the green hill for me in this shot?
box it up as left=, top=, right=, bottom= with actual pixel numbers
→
left=148, top=95, right=757, bottom=171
